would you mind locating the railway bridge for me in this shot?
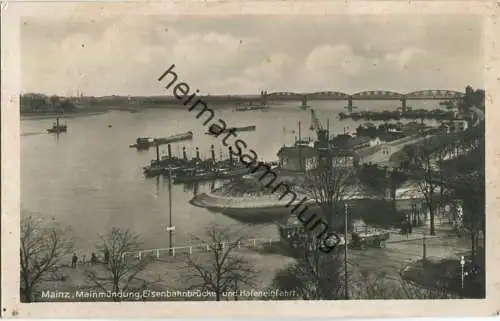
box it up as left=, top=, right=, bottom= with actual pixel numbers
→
left=261, top=89, right=464, bottom=113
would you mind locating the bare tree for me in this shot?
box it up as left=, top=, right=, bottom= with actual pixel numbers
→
left=183, top=224, right=257, bottom=301
left=270, top=235, right=345, bottom=300
left=85, top=227, right=156, bottom=301
left=304, top=158, right=353, bottom=227
left=404, top=143, right=442, bottom=236
left=20, top=216, right=73, bottom=302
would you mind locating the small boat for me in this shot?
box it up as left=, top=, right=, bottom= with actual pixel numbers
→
left=47, top=117, right=67, bottom=133
left=299, top=97, right=310, bottom=110
left=108, top=124, right=113, bottom=128
left=206, top=125, right=256, bottom=135
left=130, top=137, right=154, bottom=149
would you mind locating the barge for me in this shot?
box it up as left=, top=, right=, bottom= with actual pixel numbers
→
left=129, top=131, right=193, bottom=149
left=172, top=162, right=251, bottom=184
left=234, top=105, right=269, bottom=111
left=206, top=125, right=256, bottom=135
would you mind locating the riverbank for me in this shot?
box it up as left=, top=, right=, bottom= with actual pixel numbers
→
left=21, top=110, right=108, bottom=120
left=339, top=108, right=456, bottom=122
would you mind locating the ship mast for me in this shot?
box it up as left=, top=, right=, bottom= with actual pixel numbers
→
left=298, top=121, right=302, bottom=171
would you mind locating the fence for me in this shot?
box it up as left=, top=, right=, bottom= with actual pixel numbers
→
left=122, top=238, right=281, bottom=261
left=121, top=227, right=442, bottom=262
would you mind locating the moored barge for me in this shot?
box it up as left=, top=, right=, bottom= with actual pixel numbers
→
left=129, top=131, right=193, bottom=149
left=206, top=125, right=256, bottom=135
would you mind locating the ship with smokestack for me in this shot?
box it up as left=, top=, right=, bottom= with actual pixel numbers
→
left=142, top=143, right=258, bottom=183
left=189, top=109, right=369, bottom=222
left=47, top=116, right=67, bottom=133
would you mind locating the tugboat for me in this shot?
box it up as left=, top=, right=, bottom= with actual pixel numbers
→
left=131, top=137, right=153, bottom=150
left=47, top=117, right=67, bottom=133
left=299, top=96, right=310, bottom=110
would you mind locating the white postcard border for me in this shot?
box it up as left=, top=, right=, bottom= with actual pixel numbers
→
left=1, top=1, right=499, bottom=317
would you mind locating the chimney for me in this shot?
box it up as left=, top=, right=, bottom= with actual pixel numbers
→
left=182, top=147, right=187, bottom=161
left=196, top=147, right=200, bottom=160
left=167, top=144, right=172, bottom=158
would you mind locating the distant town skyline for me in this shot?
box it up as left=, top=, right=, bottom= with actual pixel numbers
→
left=21, top=15, right=484, bottom=96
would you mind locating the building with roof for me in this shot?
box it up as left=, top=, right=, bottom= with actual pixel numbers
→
left=277, top=145, right=319, bottom=172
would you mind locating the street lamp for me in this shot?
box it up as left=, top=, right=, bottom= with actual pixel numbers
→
left=344, top=203, right=349, bottom=300
left=167, top=166, right=175, bottom=254
left=460, top=255, right=465, bottom=289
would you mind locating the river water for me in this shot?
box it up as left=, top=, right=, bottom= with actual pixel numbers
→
left=21, top=100, right=442, bottom=252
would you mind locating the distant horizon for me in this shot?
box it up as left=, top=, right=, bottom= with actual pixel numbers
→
left=21, top=15, right=483, bottom=96
left=21, top=86, right=478, bottom=98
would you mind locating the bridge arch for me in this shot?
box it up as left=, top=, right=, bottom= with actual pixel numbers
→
left=405, top=90, right=464, bottom=99
left=267, top=92, right=302, bottom=97
left=309, top=91, right=349, bottom=98
left=352, top=90, right=403, bottom=98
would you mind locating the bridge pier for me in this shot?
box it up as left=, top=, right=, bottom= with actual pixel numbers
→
left=345, top=96, right=357, bottom=113
left=400, top=96, right=408, bottom=113
left=260, top=90, right=268, bottom=105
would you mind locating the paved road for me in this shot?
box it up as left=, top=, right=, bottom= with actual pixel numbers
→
left=360, top=135, right=431, bottom=166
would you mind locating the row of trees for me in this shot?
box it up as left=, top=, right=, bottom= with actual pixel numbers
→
left=461, top=86, right=485, bottom=112
left=20, top=93, right=77, bottom=113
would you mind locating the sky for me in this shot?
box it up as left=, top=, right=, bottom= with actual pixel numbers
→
left=21, top=15, right=484, bottom=96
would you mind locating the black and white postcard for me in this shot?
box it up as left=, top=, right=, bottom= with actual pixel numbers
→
left=1, top=0, right=499, bottom=317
